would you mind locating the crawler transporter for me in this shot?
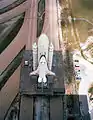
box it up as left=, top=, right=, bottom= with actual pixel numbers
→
left=19, top=34, right=65, bottom=120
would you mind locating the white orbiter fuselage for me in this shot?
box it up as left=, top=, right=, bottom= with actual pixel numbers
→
left=30, top=34, right=55, bottom=83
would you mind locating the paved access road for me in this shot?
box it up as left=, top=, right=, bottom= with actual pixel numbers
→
left=42, top=0, right=60, bottom=50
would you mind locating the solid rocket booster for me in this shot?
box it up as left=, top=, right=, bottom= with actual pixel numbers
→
left=48, top=42, right=54, bottom=70
left=32, top=42, right=38, bottom=70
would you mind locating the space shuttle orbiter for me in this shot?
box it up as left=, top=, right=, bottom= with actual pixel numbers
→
left=29, top=34, right=55, bottom=83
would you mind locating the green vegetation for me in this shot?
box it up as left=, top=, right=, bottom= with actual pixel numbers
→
left=5, top=93, right=20, bottom=119
left=72, top=0, right=93, bottom=43
left=0, top=24, right=6, bottom=32
left=38, top=0, right=45, bottom=14
left=64, top=49, right=74, bottom=84
left=72, top=0, right=93, bottom=19
left=88, top=87, right=93, bottom=94
left=88, top=83, right=93, bottom=94
left=0, top=46, right=25, bottom=90
left=37, top=14, right=45, bottom=37
left=0, top=0, right=26, bottom=14
left=37, top=0, right=45, bottom=37
left=80, top=0, right=93, bottom=10
left=0, top=13, right=25, bottom=54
